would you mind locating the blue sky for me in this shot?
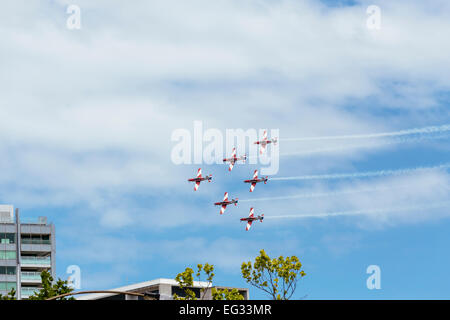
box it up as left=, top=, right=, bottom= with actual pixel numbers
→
left=1, top=0, right=450, bottom=299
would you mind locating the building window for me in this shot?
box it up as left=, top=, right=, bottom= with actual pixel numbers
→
left=0, top=233, right=15, bottom=244
left=0, top=266, right=16, bottom=275
left=42, top=235, right=50, bottom=244
left=0, top=251, right=17, bottom=260
left=0, top=282, right=16, bottom=291
left=21, top=234, right=51, bottom=245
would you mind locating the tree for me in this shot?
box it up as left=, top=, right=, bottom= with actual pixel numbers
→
left=174, top=263, right=244, bottom=300
left=173, top=266, right=199, bottom=300
left=211, top=287, right=244, bottom=300
left=241, top=249, right=306, bottom=300
left=0, top=288, right=16, bottom=300
left=27, top=270, right=75, bottom=300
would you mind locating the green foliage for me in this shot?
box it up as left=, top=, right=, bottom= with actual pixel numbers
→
left=241, top=249, right=306, bottom=300
left=0, top=288, right=16, bottom=300
left=174, top=263, right=244, bottom=300
left=27, top=270, right=75, bottom=300
left=173, top=267, right=197, bottom=300
left=211, top=288, right=244, bottom=300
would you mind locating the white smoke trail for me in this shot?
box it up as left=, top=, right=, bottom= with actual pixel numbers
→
left=238, top=185, right=408, bottom=202
left=245, top=131, right=450, bottom=161
left=265, top=201, right=450, bottom=220
left=281, top=124, right=450, bottom=142
left=270, top=163, right=450, bottom=182
left=280, top=133, right=450, bottom=158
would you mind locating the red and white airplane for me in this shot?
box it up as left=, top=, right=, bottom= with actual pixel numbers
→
left=254, top=130, right=278, bottom=154
left=214, top=192, right=238, bottom=215
left=223, top=148, right=247, bottom=171
left=244, top=169, right=268, bottom=192
left=188, top=168, right=212, bottom=191
left=240, top=208, right=264, bottom=231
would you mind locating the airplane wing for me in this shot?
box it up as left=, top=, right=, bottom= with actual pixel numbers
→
left=259, top=143, right=266, bottom=154
left=196, top=168, right=202, bottom=178
left=194, top=181, right=200, bottom=191
left=263, top=130, right=268, bottom=141
left=220, top=205, right=226, bottom=215
left=229, top=162, right=235, bottom=171
left=253, top=170, right=258, bottom=179
left=250, top=182, right=256, bottom=192
left=231, top=148, right=236, bottom=158
left=223, top=192, right=228, bottom=201
left=246, top=209, right=255, bottom=230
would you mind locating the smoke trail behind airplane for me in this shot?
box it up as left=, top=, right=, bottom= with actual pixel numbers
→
left=265, top=201, right=450, bottom=220
left=280, top=133, right=450, bottom=158
left=238, top=185, right=408, bottom=202
left=280, top=124, right=450, bottom=142
left=270, top=163, right=450, bottom=182
left=245, top=130, right=450, bottom=161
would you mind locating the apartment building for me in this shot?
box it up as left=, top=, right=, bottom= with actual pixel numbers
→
left=0, top=205, right=55, bottom=299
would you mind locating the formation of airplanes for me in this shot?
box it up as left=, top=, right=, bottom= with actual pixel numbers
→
left=187, top=131, right=277, bottom=230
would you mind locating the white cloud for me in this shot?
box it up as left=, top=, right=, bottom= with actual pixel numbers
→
left=0, top=0, right=448, bottom=231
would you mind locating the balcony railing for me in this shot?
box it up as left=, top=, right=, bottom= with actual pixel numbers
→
left=21, top=239, right=51, bottom=245
left=21, top=256, right=51, bottom=265
left=20, top=217, right=48, bottom=225
left=21, top=287, right=40, bottom=297
left=21, top=272, right=42, bottom=281
left=0, top=217, right=13, bottom=224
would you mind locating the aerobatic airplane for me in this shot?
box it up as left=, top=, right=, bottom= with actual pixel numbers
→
left=214, top=192, right=238, bottom=214
left=240, top=208, right=264, bottom=231
left=254, top=130, right=278, bottom=154
left=188, top=168, right=212, bottom=191
left=223, top=147, right=247, bottom=171
left=244, top=169, right=268, bottom=192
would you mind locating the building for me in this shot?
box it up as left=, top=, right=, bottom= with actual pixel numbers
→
left=0, top=205, right=55, bottom=299
left=77, top=278, right=249, bottom=300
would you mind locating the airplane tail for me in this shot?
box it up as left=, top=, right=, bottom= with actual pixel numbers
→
left=261, top=214, right=264, bottom=222
left=235, top=198, right=238, bottom=206
left=264, top=177, right=268, bottom=184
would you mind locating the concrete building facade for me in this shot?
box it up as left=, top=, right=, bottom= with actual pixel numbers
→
left=0, top=205, right=55, bottom=299
left=77, top=278, right=249, bottom=300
